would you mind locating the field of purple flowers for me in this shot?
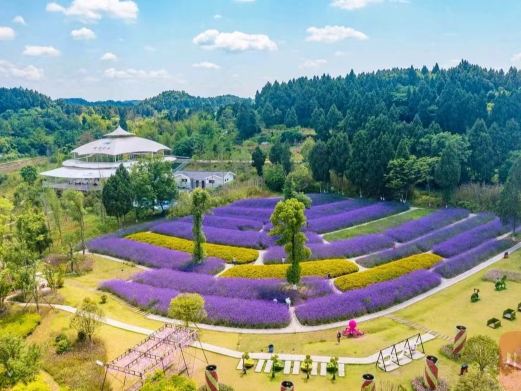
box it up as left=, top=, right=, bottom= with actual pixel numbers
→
left=88, top=194, right=517, bottom=329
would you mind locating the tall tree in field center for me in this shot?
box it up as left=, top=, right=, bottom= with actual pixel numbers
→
left=191, top=188, right=211, bottom=264
left=498, top=156, right=521, bottom=234
left=270, top=199, right=311, bottom=285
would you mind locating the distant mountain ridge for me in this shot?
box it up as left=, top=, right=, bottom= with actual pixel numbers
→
left=58, top=98, right=140, bottom=108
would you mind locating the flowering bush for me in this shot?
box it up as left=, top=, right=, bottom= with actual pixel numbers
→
left=433, top=238, right=513, bottom=278
left=87, top=236, right=225, bottom=274
left=357, top=243, right=421, bottom=268
left=231, top=197, right=280, bottom=209
left=263, top=234, right=394, bottom=263
left=176, top=214, right=263, bottom=231
left=433, top=218, right=508, bottom=257
left=220, top=259, right=358, bottom=279
left=100, top=280, right=291, bottom=328
left=152, top=221, right=274, bottom=249
left=305, top=199, right=370, bottom=219
left=133, top=269, right=333, bottom=300
left=295, top=270, right=442, bottom=325
left=127, top=232, right=259, bottom=263
left=334, top=253, right=442, bottom=291
left=212, top=206, right=273, bottom=222
left=308, top=202, right=407, bottom=233
left=385, top=208, right=469, bottom=242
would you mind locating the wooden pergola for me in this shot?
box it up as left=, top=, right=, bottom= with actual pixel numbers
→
left=100, top=324, right=197, bottom=390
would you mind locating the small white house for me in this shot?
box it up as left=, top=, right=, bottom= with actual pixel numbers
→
left=174, top=171, right=235, bottom=190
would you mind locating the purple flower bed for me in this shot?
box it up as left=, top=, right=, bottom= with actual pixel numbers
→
left=385, top=208, right=469, bottom=242
left=308, top=202, right=407, bottom=234
left=212, top=206, right=273, bottom=223
left=87, top=236, right=225, bottom=274
left=230, top=197, right=281, bottom=209
left=294, top=270, right=442, bottom=325
left=410, top=213, right=495, bottom=252
left=433, top=238, right=513, bottom=278
left=357, top=243, right=422, bottom=268
left=176, top=215, right=262, bottom=231
left=100, top=280, right=291, bottom=328
left=152, top=221, right=274, bottom=249
left=307, top=193, right=344, bottom=205
left=432, top=218, right=508, bottom=258
left=133, top=269, right=332, bottom=301
left=264, top=234, right=394, bottom=263
left=305, top=199, right=371, bottom=219
left=358, top=213, right=497, bottom=267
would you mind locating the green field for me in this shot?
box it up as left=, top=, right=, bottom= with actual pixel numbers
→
left=323, top=208, right=433, bottom=241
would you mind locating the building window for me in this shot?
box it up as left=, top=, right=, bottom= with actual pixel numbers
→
left=209, top=179, right=215, bottom=184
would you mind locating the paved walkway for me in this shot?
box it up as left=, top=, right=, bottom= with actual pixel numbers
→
left=15, top=301, right=436, bottom=365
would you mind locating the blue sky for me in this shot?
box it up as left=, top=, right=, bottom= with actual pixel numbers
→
left=1, top=0, right=521, bottom=100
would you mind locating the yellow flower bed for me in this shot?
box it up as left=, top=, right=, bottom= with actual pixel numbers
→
left=221, top=259, right=359, bottom=279
left=127, top=232, right=258, bottom=264
left=334, top=253, right=442, bottom=292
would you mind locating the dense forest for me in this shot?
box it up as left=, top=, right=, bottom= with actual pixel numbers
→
left=2, top=61, right=521, bottom=200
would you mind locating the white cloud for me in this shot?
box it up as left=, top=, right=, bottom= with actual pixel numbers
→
left=299, top=59, right=327, bottom=69
left=12, top=16, right=26, bottom=26
left=0, top=27, right=15, bottom=40
left=331, top=0, right=383, bottom=10
left=46, top=0, right=138, bottom=22
left=193, top=61, right=221, bottom=70
left=100, top=52, right=117, bottom=61
left=144, top=45, right=156, bottom=52
left=213, top=14, right=222, bottom=20
left=306, top=25, right=368, bottom=43
left=511, top=53, right=521, bottom=65
left=193, top=29, right=277, bottom=52
left=0, top=60, right=43, bottom=80
left=104, top=67, right=170, bottom=79
left=23, top=45, right=61, bottom=56
left=71, top=27, right=96, bottom=40
left=334, top=50, right=347, bottom=57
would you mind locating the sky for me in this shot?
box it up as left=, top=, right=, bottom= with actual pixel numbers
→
left=1, top=0, right=521, bottom=101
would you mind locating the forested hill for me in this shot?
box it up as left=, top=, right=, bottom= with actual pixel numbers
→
left=135, top=91, right=247, bottom=116
left=255, top=61, right=521, bottom=134
left=57, top=98, right=140, bottom=108
left=0, top=87, right=52, bottom=114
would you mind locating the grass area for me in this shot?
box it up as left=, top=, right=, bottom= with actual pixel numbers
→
left=59, top=255, right=163, bottom=330
left=0, top=307, right=41, bottom=337
left=394, top=251, right=521, bottom=339
left=323, top=208, right=432, bottom=241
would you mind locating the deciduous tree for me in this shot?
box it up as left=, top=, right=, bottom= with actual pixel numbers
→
left=168, top=293, right=206, bottom=327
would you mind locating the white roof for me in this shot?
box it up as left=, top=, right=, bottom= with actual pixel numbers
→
left=40, top=166, right=116, bottom=180
left=72, top=126, right=170, bottom=156
left=175, top=171, right=234, bottom=180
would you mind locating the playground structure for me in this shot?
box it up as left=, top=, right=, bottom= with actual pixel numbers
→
left=376, top=334, right=426, bottom=372
left=342, top=319, right=364, bottom=338
left=100, top=324, right=198, bottom=391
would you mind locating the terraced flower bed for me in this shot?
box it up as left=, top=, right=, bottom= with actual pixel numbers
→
left=88, top=194, right=515, bottom=329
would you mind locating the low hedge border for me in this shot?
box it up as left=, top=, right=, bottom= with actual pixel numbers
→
left=221, top=259, right=359, bottom=279
left=127, top=232, right=259, bottom=264
left=335, top=253, right=442, bottom=291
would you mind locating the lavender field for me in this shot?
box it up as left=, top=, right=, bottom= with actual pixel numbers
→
left=88, top=194, right=516, bottom=329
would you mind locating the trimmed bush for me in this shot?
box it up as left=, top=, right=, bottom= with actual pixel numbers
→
left=128, top=232, right=258, bottom=264
left=221, top=259, right=358, bottom=279
left=334, top=253, right=442, bottom=291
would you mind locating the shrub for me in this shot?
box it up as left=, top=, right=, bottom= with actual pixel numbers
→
left=55, top=338, right=72, bottom=355
left=99, top=294, right=107, bottom=304
left=411, top=376, right=449, bottom=391
left=198, top=385, right=234, bottom=391
left=128, top=232, right=258, bottom=264
left=264, top=164, right=286, bottom=191
left=0, top=311, right=41, bottom=338
left=334, top=253, right=442, bottom=291
left=141, top=371, right=196, bottom=391
left=220, top=259, right=358, bottom=279
left=11, top=375, right=51, bottom=391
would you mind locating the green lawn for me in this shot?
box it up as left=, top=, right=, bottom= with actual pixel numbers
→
left=323, top=208, right=433, bottom=241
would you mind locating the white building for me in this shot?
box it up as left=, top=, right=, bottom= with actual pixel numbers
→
left=41, top=126, right=173, bottom=191
left=174, top=171, right=235, bottom=190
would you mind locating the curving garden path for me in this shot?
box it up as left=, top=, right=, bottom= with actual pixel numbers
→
left=91, top=239, right=521, bottom=334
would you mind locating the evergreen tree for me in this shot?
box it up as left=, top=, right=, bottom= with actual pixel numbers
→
left=435, top=142, right=461, bottom=204
left=20, top=166, right=38, bottom=185
left=261, top=103, right=275, bottom=127
left=347, top=130, right=369, bottom=196
left=327, top=132, right=350, bottom=177
left=310, top=107, right=327, bottom=140
left=280, top=142, right=292, bottom=173
left=395, top=138, right=411, bottom=159
left=236, top=103, right=260, bottom=139
left=251, top=146, right=266, bottom=176
left=308, top=140, right=330, bottom=183
left=467, top=119, right=495, bottom=183
left=284, top=107, right=298, bottom=128
left=365, top=133, right=394, bottom=197
left=102, top=164, right=133, bottom=224
left=264, top=164, right=285, bottom=192
left=498, top=156, right=521, bottom=233
left=191, top=188, right=211, bottom=264
left=326, top=104, right=343, bottom=131
left=270, top=199, right=311, bottom=285
left=269, top=139, right=283, bottom=164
